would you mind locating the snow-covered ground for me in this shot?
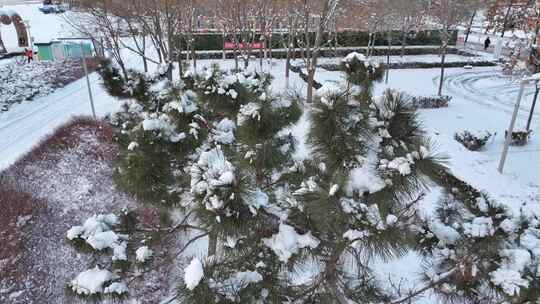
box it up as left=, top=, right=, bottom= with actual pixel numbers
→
left=375, top=66, right=540, bottom=213
left=0, top=73, right=121, bottom=170
left=0, top=3, right=75, bottom=52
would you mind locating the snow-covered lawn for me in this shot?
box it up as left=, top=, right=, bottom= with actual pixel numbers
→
left=374, top=67, right=540, bottom=212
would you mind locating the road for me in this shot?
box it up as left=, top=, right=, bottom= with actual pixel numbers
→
left=0, top=72, right=120, bottom=170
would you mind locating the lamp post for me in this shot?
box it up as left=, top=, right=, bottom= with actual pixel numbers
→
left=80, top=41, right=96, bottom=118
left=498, top=79, right=529, bottom=173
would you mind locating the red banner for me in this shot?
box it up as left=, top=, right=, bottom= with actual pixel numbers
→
left=224, top=42, right=265, bottom=50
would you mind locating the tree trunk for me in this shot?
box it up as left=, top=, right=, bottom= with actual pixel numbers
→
left=464, top=11, right=477, bottom=44
left=234, top=47, right=239, bottom=72
left=208, top=234, right=217, bottom=257
left=222, top=33, right=226, bottom=60
left=191, top=41, right=197, bottom=72
left=178, top=52, right=183, bottom=80
left=142, top=54, right=148, bottom=73
left=386, top=31, right=391, bottom=84
left=244, top=51, right=249, bottom=69
left=260, top=38, right=264, bottom=70
left=307, top=65, right=315, bottom=104
left=401, top=32, right=406, bottom=58
left=526, top=84, right=539, bottom=132
left=285, top=45, right=291, bottom=79
left=269, top=34, right=273, bottom=64
left=118, top=61, right=128, bottom=81
left=501, top=0, right=515, bottom=38
left=438, top=43, right=447, bottom=96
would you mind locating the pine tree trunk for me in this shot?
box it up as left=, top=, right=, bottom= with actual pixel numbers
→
left=208, top=234, right=217, bottom=257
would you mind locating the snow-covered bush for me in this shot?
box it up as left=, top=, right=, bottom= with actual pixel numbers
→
left=454, top=130, right=493, bottom=151
left=342, top=52, right=385, bottom=84
left=505, top=129, right=532, bottom=146
left=70, top=266, right=127, bottom=296
left=66, top=212, right=160, bottom=298
left=411, top=95, right=452, bottom=109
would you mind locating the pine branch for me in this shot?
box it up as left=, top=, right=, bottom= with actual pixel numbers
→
left=389, top=268, right=457, bottom=304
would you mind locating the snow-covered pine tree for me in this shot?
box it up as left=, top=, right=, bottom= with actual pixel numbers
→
left=91, top=57, right=540, bottom=304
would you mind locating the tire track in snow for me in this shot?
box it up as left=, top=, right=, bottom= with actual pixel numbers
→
left=434, top=70, right=540, bottom=120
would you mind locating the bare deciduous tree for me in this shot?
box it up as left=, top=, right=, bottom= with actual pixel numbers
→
left=429, top=0, right=474, bottom=96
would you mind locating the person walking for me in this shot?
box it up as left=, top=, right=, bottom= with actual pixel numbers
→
left=25, top=48, right=33, bottom=63
left=484, top=37, right=491, bottom=50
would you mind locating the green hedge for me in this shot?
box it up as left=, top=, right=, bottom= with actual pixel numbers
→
left=177, top=30, right=458, bottom=51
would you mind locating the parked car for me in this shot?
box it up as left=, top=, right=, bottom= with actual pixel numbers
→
left=38, top=4, right=66, bottom=14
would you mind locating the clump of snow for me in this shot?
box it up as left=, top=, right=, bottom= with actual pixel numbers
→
left=344, top=229, right=370, bottom=242
left=141, top=113, right=186, bottom=143
left=347, top=164, right=386, bottom=195
left=70, top=267, right=119, bottom=296
left=463, top=217, right=495, bottom=238
left=135, top=246, right=153, bottom=263
left=428, top=219, right=461, bottom=245
left=242, top=189, right=269, bottom=215
left=112, top=241, right=128, bottom=261
left=380, top=157, right=413, bottom=176
left=67, top=214, right=118, bottom=241
left=66, top=214, right=127, bottom=259
left=209, top=271, right=263, bottom=300
left=329, top=184, right=339, bottom=196
left=191, top=147, right=236, bottom=212
left=263, top=223, right=320, bottom=262
left=184, top=258, right=204, bottom=290
left=343, top=52, right=367, bottom=63
left=237, top=102, right=261, bottom=126
left=127, top=142, right=139, bottom=151
left=211, top=118, right=236, bottom=144
left=104, top=282, right=129, bottom=295
left=164, top=90, right=199, bottom=114
left=490, top=268, right=529, bottom=296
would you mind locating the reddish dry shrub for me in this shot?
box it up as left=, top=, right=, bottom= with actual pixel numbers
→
left=0, top=187, right=44, bottom=295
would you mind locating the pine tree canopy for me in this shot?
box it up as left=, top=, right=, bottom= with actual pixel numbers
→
left=88, top=58, right=540, bottom=304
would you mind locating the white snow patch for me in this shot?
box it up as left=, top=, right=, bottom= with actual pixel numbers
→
left=184, top=258, right=204, bottom=290
left=263, top=223, right=320, bottom=262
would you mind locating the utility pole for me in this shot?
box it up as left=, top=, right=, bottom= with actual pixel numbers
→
left=80, top=41, right=96, bottom=118
left=526, top=81, right=539, bottom=132
left=498, top=79, right=528, bottom=173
